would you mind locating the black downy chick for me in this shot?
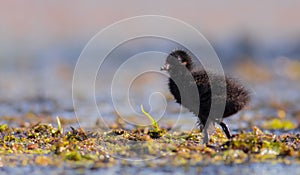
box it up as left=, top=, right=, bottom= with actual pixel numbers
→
left=161, top=50, right=250, bottom=143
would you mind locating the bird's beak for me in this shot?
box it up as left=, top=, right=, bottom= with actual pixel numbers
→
left=160, top=63, right=170, bottom=71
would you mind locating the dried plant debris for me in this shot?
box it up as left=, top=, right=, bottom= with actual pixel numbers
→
left=0, top=122, right=300, bottom=169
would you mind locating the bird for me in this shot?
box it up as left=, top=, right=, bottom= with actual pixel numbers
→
left=161, top=50, right=250, bottom=143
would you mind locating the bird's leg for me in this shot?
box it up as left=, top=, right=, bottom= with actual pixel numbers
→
left=198, top=118, right=210, bottom=144
left=199, top=124, right=204, bottom=132
left=219, top=121, right=232, bottom=139
left=198, top=119, right=204, bottom=132
left=202, top=128, right=209, bottom=144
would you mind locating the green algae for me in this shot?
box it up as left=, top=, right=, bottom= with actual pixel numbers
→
left=0, top=121, right=300, bottom=169
left=262, top=118, right=296, bottom=130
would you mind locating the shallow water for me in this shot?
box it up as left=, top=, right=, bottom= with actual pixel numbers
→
left=0, top=162, right=299, bottom=175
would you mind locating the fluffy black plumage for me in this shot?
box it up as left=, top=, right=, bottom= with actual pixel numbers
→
left=161, top=50, right=250, bottom=143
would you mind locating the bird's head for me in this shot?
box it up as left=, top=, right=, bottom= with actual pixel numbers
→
left=161, top=50, right=193, bottom=71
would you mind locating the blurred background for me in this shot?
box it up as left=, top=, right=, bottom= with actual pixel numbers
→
left=0, top=1, right=300, bottom=130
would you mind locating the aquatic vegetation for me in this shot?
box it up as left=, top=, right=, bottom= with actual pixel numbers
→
left=56, top=116, right=63, bottom=134
left=140, top=105, right=166, bottom=138
left=262, top=118, right=296, bottom=130
left=0, top=121, right=299, bottom=169
left=140, top=105, right=159, bottom=131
